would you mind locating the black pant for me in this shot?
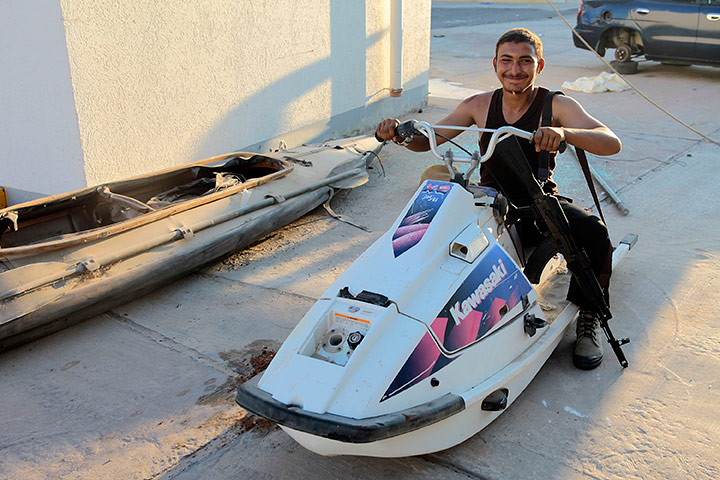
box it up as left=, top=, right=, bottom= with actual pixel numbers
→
left=519, top=200, right=613, bottom=311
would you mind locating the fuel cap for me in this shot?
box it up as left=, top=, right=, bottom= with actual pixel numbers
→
left=347, top=331, right=364, bottom=350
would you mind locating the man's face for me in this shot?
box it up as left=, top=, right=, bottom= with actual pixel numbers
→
left=493, top=41, right=544, bottom=95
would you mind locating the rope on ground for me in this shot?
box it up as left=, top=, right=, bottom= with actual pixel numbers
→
left=546, top=0, right=720, bottom=148
left=323, top=188, right=370, bottom=232
left=364, top=148, right=386, bottom=177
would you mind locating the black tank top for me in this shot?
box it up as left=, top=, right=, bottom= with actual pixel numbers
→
left=479, top=87, right=559, bottom=206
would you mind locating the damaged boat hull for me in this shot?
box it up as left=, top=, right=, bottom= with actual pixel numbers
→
left=0, top=136, right=380, bottom=351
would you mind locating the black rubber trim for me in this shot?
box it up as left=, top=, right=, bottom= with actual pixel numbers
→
left=235, top=375, right=465, bottom=444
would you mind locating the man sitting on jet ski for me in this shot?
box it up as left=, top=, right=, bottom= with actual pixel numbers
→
left=375, top=27, right=622, bottom=370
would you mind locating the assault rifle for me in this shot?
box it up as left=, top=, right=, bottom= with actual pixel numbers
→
left=495, top=136, right=630, bottom=368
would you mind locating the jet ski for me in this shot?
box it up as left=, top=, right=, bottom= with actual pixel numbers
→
left=236, top=122, right=636, bottom=457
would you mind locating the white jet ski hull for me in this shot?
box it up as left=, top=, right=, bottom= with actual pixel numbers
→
left=236, top=178, right=636, bottom=457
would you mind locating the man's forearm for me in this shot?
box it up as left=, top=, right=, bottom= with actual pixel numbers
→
left=563, top=127, right=621, bottom=156
left=402, top=136, right=431, bottom=152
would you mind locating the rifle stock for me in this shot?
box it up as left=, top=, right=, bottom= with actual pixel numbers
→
left=494, top=136, right=629, bottom=368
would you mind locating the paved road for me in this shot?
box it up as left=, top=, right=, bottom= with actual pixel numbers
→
left=432, top=1, right=579, bottom=29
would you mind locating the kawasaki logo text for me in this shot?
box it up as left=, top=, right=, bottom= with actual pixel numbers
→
left=449, top=259, right=509, bottom=325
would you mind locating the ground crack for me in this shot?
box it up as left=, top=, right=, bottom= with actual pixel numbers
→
left=421, top=453, right=496, bottom=480
left=107, top=311, right=237, bottom=377
left=195, top=271, right=319, bottom=303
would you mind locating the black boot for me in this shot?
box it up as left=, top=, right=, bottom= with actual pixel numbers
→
left=573, top=311, right=603, bottom=370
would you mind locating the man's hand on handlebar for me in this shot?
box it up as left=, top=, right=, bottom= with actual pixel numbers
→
left=533, top=127, right=566, bottom=153
left=375, top=118, right=402, bottom=143
left=376, top=121, right=563, bottom=162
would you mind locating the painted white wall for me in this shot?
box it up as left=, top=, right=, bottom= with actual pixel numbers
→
left=0, top=0, right=85, bottom=204
left=2, top=0, right=430, bottom=203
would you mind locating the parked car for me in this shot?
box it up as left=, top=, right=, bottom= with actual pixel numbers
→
left=573, top=0, right=720, bottom=72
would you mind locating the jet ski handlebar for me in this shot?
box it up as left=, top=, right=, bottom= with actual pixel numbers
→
left=393, top=120, right=533, bottom=183
left=392, top=120, right=567, bottom=183
left=407, top=121, right=534, bottom=164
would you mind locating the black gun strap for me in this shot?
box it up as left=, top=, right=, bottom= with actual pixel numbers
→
left=541, top=90, right=606, bottom=224
left=575, top=147, right=606, bottom=224
left=538, top=91, right=564, bottom=183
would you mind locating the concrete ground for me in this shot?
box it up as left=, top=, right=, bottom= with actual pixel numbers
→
left=2, top=2, right=719, bottom=479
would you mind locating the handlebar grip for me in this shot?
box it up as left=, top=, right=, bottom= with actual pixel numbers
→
left=530, top=131, right=568, bottom=154
left=395, top=120, right=418, bottom=140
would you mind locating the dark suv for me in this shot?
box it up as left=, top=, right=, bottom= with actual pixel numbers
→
left=573, top=0, right=720, bottom=70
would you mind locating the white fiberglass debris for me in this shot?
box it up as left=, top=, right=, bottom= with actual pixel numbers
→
left=561, top=72, right=630, bottom=94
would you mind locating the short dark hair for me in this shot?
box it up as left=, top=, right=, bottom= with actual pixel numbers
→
left=495, top=28, right=543, bottom=59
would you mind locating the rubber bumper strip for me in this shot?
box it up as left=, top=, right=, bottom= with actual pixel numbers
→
left=235, top=374, right=466, bottom=444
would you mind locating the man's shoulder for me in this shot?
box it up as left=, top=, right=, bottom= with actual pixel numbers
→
left=454, top=90, right=495, bottom=127
left=458, top=90, right=494, bottom=112
left=465, top=90, right=496, bottom=102
left=548, top=91, right=595, bottom=127
left=551, top=92, right=582, bottom=111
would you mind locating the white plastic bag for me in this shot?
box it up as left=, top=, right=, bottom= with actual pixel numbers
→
left=561, top=72, right=630, bottom=93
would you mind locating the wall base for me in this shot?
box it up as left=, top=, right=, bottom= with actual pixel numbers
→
left=243, top=84, right=428, bottom=153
